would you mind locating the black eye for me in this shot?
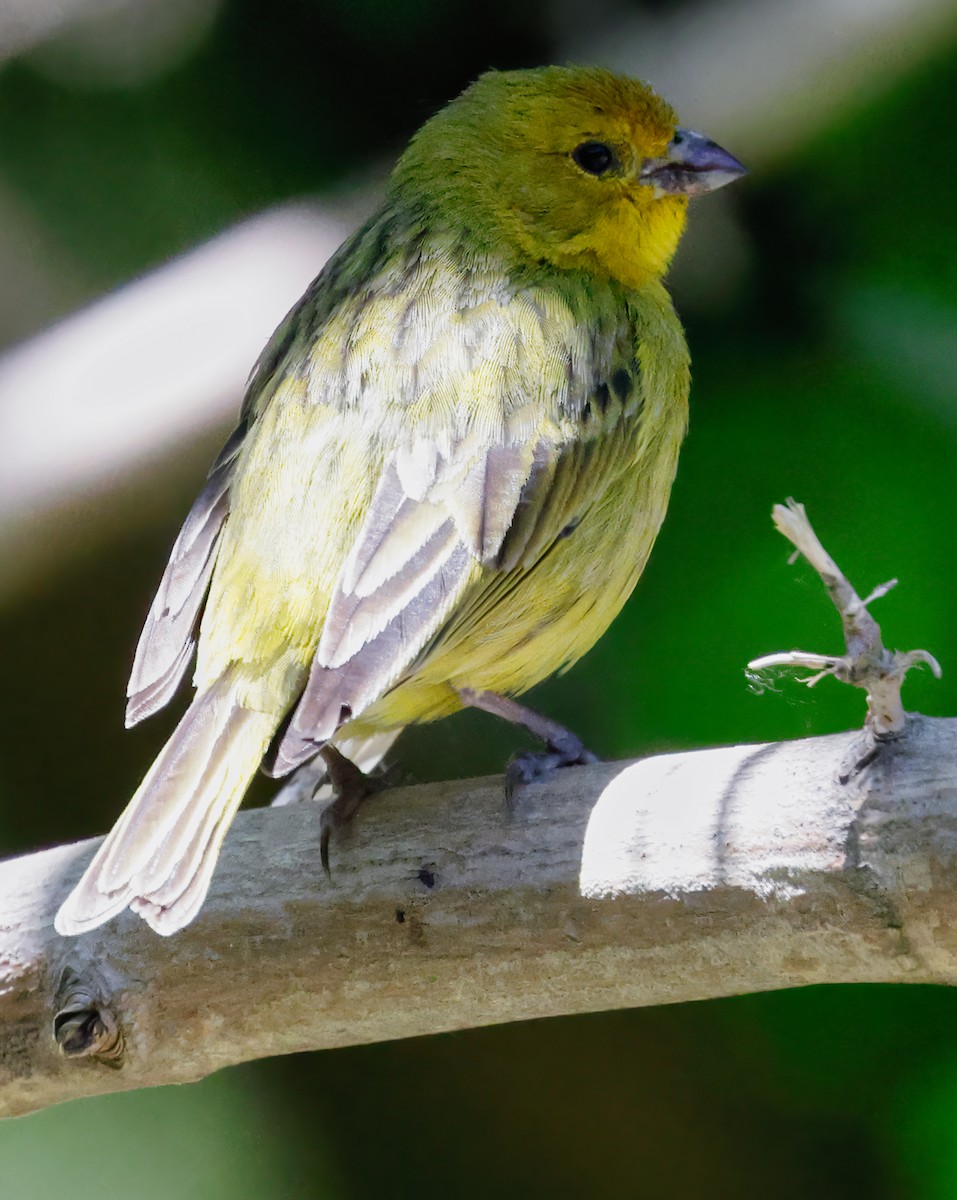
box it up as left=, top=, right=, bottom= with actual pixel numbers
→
left=571, top=141, right=615, bottom=176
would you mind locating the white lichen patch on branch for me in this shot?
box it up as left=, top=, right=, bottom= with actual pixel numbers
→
left=747, top=499, right=941, bottom=735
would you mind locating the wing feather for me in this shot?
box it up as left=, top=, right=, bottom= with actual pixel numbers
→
left=444, top=442, right=533, bottom=561
left=270, top=540, right=472, bottom=775
left=340, top=462, right=448, bottom=597
left=495, top=437, right=611, bottom=573
left=320, top=517, right=461, bottom=668
left=125, top=423, right=246, bottom=727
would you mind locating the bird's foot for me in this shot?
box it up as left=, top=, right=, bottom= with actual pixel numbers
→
left=317, top=744, right=386, bottom=874
left=505, top=731, right=597, bottom=806
left=271, top=745, right=395, bottom=870
left=457, top=688, right=598, bottom=806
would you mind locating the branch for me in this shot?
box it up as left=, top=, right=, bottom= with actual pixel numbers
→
left=4, top=718, right=957, bottom=1118
left=0, top=202, right=365, bottom=605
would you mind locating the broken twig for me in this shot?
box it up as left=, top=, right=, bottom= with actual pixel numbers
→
left=747, top=499, right=940, bottom=735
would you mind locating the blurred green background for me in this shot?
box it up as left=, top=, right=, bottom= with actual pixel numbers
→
left=3, top=0, right=957, bottom=1196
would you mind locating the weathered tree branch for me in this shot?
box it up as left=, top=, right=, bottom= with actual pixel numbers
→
left=3, top=715, right=957, bottom=1118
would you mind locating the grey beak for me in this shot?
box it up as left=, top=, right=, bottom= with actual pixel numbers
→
left=640, top=128, right=746, bottom=197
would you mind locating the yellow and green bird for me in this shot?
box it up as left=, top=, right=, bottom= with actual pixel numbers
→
left=56, top=65, right=744, bottom=936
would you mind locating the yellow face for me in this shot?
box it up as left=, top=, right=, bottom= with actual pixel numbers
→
left=492, top=69, right=689, bottom=288
left=394, top=67, right=696, bottom=291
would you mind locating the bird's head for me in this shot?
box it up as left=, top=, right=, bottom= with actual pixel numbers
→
left=392, top=66, right=745, bottom=291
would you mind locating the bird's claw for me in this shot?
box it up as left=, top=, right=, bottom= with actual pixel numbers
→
left=317, top=745, right=384, bottom=875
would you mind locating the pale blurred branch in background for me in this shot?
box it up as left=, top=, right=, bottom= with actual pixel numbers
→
left=575, top=0, right=957, bottom=164
left=0, top=0, right=221, bottom=68
left=2, top=0, right=956, bottom=603
left=0, top=203, right=363, bottom=601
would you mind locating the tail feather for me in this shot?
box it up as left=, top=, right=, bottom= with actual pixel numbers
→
left=136, top=779, right=245, bottom=932
left=335, top=728, right=402, bottom=775
left=55, top=677, right=278, bottom=937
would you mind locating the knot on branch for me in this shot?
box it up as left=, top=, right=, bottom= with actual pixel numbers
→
left=748, top=500, right=941, bottom=736
left=53, top=970, right=124, bottom=1064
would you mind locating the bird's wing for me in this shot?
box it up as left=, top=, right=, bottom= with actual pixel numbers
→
left=266, top=376, right=639, bottom=774
left=267, top=424, right=592, bottom=775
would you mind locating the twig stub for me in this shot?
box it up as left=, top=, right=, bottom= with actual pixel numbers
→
left=747, top=499, right=940, bottom=735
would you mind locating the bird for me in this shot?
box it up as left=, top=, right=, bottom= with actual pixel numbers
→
left=55, top=65, right=745, bottom=937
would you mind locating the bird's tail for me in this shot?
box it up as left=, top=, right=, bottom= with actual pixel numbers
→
left=55, top=673, right=279, bottom=937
